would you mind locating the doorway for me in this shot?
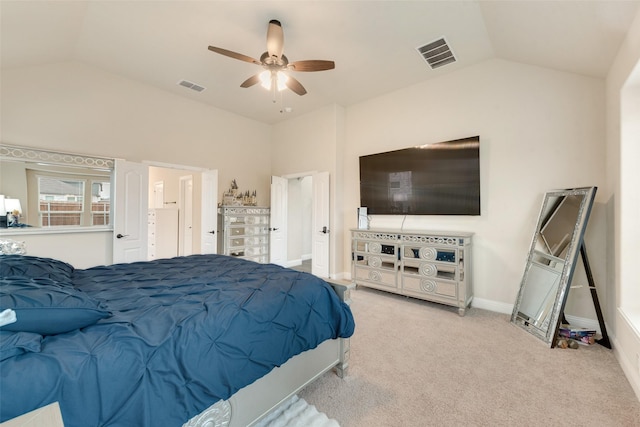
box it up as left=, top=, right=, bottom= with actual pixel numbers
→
left=287, top=175, right=313, bottom=271
left=147, top=165, right=218, bottom=259
left=179, top=175, right=194, bottom=256
left=270, top=171, right=330, bottom=277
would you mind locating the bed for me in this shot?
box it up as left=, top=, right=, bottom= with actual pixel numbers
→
left=0, top=253, right=355, bottom=426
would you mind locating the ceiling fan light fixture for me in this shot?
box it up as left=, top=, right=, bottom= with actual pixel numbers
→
left=276, top=72, right=288, bottom=91
left=259, top=70, right=289, bottom=91
left=259, top=70, right=271, bottom=89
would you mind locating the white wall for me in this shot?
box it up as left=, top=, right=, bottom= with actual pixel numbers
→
left=285, top=176, right=312, bottom=265
left=301, top=176, right=312, bottom=258
left=148, top=166, right=189, bottom=208
left=286, top=177, right=304, bottom=263
left=2, top=230, right=112, bottom=269
left=342, top=58, right=606, bottom=314
left=1, top=61, right=272, bottom=206
left=272, top=104, right=346, bottom=277
left=606, top=7, right=640, bottom=400
left=0, top=61, right=272, bottom=267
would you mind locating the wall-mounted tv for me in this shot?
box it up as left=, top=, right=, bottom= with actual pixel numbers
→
left=359, top=136, right=480, bottom=216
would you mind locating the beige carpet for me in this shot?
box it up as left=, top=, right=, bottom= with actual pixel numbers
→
left=299, top=287, right=640, bottom=427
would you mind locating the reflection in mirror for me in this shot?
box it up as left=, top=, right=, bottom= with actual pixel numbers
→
left=517, top=262, right=563, bottom=330
left=511, top=187, right=597, bottom=347
left=0, top=144, right=114, bottom=230
left=540, top=194, right=583, bottom=258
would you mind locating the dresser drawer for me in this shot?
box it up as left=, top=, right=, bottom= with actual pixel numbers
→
left=402, top=260, right=456, bottom=281
left=355, top=266, right=396, bottom=288
left=402, top=275, right=457, bottom=299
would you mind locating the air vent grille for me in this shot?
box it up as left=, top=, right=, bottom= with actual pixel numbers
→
left=178, top=79, right=206, bottom=92
left=416, top=37, right=456, bottom=69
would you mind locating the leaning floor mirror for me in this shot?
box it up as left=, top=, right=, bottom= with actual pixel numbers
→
left=511, top=187, right=597, bottom=347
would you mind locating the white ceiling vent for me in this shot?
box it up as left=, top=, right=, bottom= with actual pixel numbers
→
left=416, top=37, right=456, bottom=69
left=178, top=79, right=206, bottom=92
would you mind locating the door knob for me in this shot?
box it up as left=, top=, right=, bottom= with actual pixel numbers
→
left=116, top=233, right=129, bottom=239
left=320, top=226, right=330, bottom=234
left=208, top=230, right=215, bottom=234
left=269, top=227, right=279, bottom=231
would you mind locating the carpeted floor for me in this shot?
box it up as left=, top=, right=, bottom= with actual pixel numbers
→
left=299, top=286, right=640, bottom=426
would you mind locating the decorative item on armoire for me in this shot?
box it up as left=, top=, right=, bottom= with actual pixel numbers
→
left=221, top=180, right=257, bottom=206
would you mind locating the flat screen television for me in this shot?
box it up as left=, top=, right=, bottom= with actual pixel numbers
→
left=359, top=136, right=480, bottom=215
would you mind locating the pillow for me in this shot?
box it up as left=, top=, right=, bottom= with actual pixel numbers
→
left=0, top=330, right=42, bottom=361
left=0, top=255, right=75, bottom=283
left=0, top=277, right=110, bottom=335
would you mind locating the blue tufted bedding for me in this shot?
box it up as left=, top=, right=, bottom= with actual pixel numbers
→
left=0, top=254, right=355, bottom=426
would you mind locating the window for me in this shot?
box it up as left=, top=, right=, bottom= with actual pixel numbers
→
left=38, top=176, right=84, bottom=226
left=91, top=180, right=111, bottom=226
left=30, top=171, right=111, bottom=228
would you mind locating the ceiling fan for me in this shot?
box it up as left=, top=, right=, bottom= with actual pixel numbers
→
left=208, top=19, right=335, bottom=96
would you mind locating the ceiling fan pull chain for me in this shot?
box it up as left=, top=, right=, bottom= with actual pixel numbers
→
left=272, top=73, right=277, bottom=103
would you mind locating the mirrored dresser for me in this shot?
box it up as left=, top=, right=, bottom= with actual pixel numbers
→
left=218, top=206, right=270, bottom=263
left=351, top=229, right=473, bottom=315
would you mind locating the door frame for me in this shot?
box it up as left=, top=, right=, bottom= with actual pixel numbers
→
left=280, top=171, right=331, bottom=277
left=144, top=160, right=218, bottom=257
left=179, top=175, right=194, bottom=256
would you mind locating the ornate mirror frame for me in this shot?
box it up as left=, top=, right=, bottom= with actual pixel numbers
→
left=511, top=186, right=597, bottom=347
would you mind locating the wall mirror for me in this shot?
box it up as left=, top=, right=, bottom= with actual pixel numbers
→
left=0, top=144, right=114, bottom=231
left=511, top=186, right=597, bottom=347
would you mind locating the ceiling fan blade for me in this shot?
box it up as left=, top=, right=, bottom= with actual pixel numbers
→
left=266, top=19, right=284, bottom=60
left=240, top=74, right=261, bottom=88
left=208, top=46, right=261, bottom=65
left=289, top=60, right=335, bottom=72
left=285, top=75, right=307, bottom=96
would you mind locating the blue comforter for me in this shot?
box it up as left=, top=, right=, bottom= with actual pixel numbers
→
left=0, top=254, right=355, bottom=426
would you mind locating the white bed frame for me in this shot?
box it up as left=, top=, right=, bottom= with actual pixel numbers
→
left=183, top=281, right=354, bottom=427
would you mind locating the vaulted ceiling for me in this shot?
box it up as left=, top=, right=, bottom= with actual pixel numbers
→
left=2, top=1, right=638, bottom=124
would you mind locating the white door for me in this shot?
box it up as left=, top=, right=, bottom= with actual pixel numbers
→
left=179, top=176, right=193, bottom=256
left=311, top=172, right=330, bottom=278
left=200, top=170, right=218, bottom=254
left=270, top=176, right=288, bottom=266
left=153, top=181, right=164, bottom=208
left=113, top=159, right=149, bottom=264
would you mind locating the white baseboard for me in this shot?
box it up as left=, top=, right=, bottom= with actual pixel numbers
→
left=330, top=271, right=347, bottom=281
left=471, top=297, right=513, bottom=315
left=302, top=253, right=312, bottom=261
left=284, top=259, right=302, bottom=268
